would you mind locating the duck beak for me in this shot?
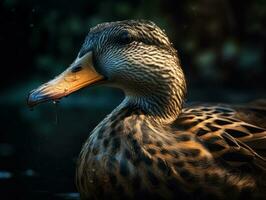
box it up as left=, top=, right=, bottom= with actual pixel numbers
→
left=27, top=51, right=104, bottom=107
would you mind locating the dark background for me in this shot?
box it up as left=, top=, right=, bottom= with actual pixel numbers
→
left=0, top=0, right=265, bottom=199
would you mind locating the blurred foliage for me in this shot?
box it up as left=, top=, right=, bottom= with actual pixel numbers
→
left=0, top=0, right=265, bottom=199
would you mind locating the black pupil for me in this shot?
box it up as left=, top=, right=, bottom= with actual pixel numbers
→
left=119, top=32, right=132, bottom=44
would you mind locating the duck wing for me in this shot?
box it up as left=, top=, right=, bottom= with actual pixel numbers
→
left=233, top=99, right=266, bottom=128
left=176, top=102, right=266, bottom=171
left=232, top=99, right=266, bottom=159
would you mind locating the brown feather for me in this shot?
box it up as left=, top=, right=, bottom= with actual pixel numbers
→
left=179, top=103, right=266, bottom=172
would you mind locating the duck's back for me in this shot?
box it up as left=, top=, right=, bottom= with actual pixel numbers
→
left=174, top=101, right=266, bottom=175
left=177, top=101, right=266, bottom=161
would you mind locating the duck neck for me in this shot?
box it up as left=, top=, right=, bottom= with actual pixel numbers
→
left=123, top=71, right=186, bottom=124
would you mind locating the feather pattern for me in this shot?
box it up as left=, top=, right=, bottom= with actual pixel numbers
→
left=65, top=20, right=266, bottom=199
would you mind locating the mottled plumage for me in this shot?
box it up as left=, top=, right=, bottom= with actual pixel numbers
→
left=28, top=20, right=266, bottom=200
left=75, top=20, right=266, bottom=200
left=76, top=103, right=266, bottom=200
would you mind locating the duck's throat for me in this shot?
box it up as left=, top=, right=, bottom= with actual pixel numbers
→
left=124, top=83, right=186, bottom=124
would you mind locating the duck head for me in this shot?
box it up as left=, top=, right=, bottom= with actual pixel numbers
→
left=28, top=20, right=186, bottom=123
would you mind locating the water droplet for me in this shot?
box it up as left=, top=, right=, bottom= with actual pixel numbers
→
left=53, top=101, right=60, bottom=124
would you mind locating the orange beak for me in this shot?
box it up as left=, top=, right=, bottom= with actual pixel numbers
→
left=27, top=51, right=104, bottom=107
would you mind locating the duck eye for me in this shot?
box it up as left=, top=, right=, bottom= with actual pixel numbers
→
left=118, top=32, right=133, bottom=44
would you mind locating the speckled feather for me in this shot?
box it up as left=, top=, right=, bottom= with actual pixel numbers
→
left=76, top=102, right=266, bottom=200
left=74, top=20, right=266, bottom=200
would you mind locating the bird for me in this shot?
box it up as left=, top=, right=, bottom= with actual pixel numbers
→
left=27, top=20, right=266, bottom=200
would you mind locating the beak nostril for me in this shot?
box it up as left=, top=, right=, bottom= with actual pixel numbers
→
left=71, top=64, right=83, bottom=73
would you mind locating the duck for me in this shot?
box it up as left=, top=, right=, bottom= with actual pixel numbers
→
left=27, top=20, right=266, bottom=200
